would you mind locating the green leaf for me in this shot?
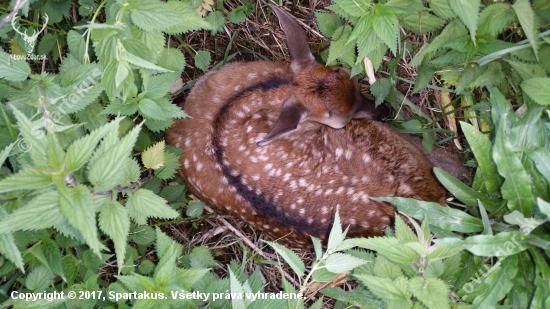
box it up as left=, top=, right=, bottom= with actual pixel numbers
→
left=315, top=12, right=342, bottom=37
left=144, top=73, right=175, bottom=99
left=429, top=0, right=456, bottom=19
left=434, top=232, right=529, bottom=257
left=394, top=215, right=416, bottom=242
left=412, top=63, right=435, bottom=93
left=493, top=114, right=533, bottom=216
left=449, top=0, right=480, bottom=44
left=205, top=11, right=225, bottom=35
left=370, top=78, right=391, bottom=106
left=0, top=219, right=24, bottom=271
left=373, top=256, right=404, bottom=279
left=410, top=20, right=467, bottom=67
left=126, top=189, right=179, bottom=225
left=327, top=25, right=352, bottom=65
left=0, top=190, right=62, bottom=233
left=348, top=237, right=417, bottom=264
left=327, top=210, right=346, bottom=252
left=67, top=30, right=86, bottom=61
left=142, top=140, right=165, bottom=169
left=119, top=51, right=171, bottom=73
left=60, top=185, right=105, bottom=257
left=521, top=77, right=550, bottom=105
left=0, top=50, right=31, bottom=81
left=333, top=0, right=371, bottom=17
left=375, top=197, right=483, bottom=233
left=472, top=255, right=518, bottom=308
left=434, top=168, right=501, bottom=211
left=138, top=98, right=168, bottom=121
left=129, top=0, right=183, bottom=31
left=11, top=107, right=49, bottom=167
left=372, top=4, right=399, bottom=54
left=99, top=201, right=130, bottom=274
left=66, top=117, right=122, bottom=171
left=513, top=0, right=539, bottom=59
left=227, top=8, right=246, bottom=24
left=0, top=167, right=52, bottom=193
left=460, top=122, right=500, bottom=194
left=0, top=142, right=15, bottom=167
left=355, top=275, right=413, bottom=309
left=409, top=277, right=450, bottom=309
left=25, top=266, right=55, bottom=291
left=163, top=1, right=212, bottom=34
left=41, top=239, right=65, bottom=280
left=194, top=50, right=211, bottom=72
left=401, top=11, right=446, bottom=35
left=266, top=240, right=305, bottom=277
left=88, top=123, right=142, bottom=191
left=321, top=287, right=383, bottom=309
left=324, top=253, right=366, bottom=274
left=478, top=3, right=516, bottom=37
left=186, top=200, right=204, bottom=217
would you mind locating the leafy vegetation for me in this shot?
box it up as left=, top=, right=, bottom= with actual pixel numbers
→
left=0, top=0, right=549, bottom=308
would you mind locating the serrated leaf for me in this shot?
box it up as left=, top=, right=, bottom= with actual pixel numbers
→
left=60, top=185, right=104, bottom=257
left=163, top=1, right=212, bottom=34
left=493, top=114, right=533, bottom=216
left=521, top=77, right=550, bottom=106
left=25, top=266, right=55, bottom=291
left=42, top=239, right=65, bottom=280
left=194, top=50, right=211, bottom=71
left=412, top=63, right=435, bottom=93
left=126, top=189, right=179, bottom=225
left=327, top=210, right=345, bottom=251
left=347, top=237, right=417, bottom=264
left=409, top=277, right=450, bottom=309
left=449, top=0, right=480, bottom=44
left=327, top=25, right=352, bottom=65
left=99, top=201, right=130, bottom=274
left=66, top=117, right=122, bottom=171
left=205, top=11, right=225, bottom=35
left=372, top=4, right=399, bottom=54
left=401, top=11, right=446, bottom=35
left=177, top=268, right=210, bottom=291
left=325, top=253, right=367, bottom=273
left=394, top=215, right=416, bottom=242
left=37, top=33, right=56, bottom=55
left=0, top=50, right=31, bottom=81
left=88, top=123, right=142, bottom=191
left=58, top=83, right=104, bottom=115
left=266, top=240, right=305, bottom=277
left=315, top=12, right=342, bottom=37
left=129, top=0, right=183, bottom=31
left=429, top=0, right=456, bottom=19
left=11, top=107, right=49, bottom=167
left=227, top=8, right=246, bottom=24
left=144, top=74, right=175, bottom=100
left=0, top=142, right=15, bottom=167
left=158, top=48, right=186, bottom=78
left=0, top=167, right=52, bottom=193
left=334, top=0, right=371, bottom=17
left=0, top=190, right=62, bottom=234
left=434, top=232, right=528, bottom=257
left=0, top=220, right=24, bottom=271
left=513, top=0, right=539, bottom=59
left=138, top=98, right=167, bottom=121
left=355, top=275, right=413, bottom=308
left=142, top=140, right=165, bottom=169
left=373, top=255, right=404, bottom=280
left=321, top=287, right=383, bottom=309
left=375, top=197, right=483, bottom=233
left=119, top=51, right=171, bottom=73
left=370, top=78, right=391, bottom=106
left=410, top=19, right=467, bottom=67
left=478, top=3, right=516, bottom=37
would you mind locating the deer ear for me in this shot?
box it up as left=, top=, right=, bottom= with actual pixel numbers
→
left=268, top=3, right=316, bottom=74
left=257, top=96, right=308, bottom=146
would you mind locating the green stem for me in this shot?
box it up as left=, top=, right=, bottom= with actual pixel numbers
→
left=83, top=0, right=109, bottom=63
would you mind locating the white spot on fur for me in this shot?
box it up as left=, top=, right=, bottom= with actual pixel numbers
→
left=299, top=208, right=306, bottom=215
left=184, top=159, right=190, bottom=169
left=345, top=149, right=352, bottom=160
left=335, top=148, right=343, bottom=158
left=247, top=126, right=253, bottom=133
left=325, top=189, right=333, bottom=196
left=362, top=154, right=371, bottom=163
left=336, top=187, right=344, bottom=194
left=321, top=206, right=328, bottom=214
left=196, top=162, right=203, bottom=171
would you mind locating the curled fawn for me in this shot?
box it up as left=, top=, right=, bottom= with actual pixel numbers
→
left=166, top=4, right=465, bottom=245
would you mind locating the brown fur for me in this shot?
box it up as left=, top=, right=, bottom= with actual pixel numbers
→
left=165, top=5, right=460, bottom=245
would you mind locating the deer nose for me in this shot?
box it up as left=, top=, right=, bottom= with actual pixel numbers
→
left=376, top=102, right=392, bottom=122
